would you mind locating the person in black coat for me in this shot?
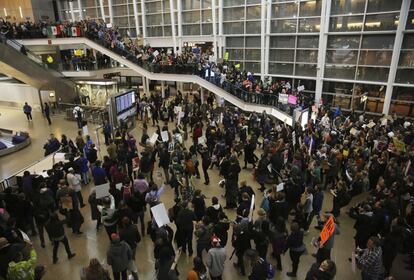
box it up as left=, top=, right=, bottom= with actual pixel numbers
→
left=269, top=192, right=289, bottom=224
left=198, top=146, right=211, bottom=185
left=244, top=140, right=257, bottom=169
left=175, top=201, right=197, bottom=255
left=33, top=187, right=55, bottom=248
left=248, top=250, right=268, bottom=280
left=88, top=190, right=102, bottom=230
left=119, top=216, right=141, bottom=260
left=284, top=222, right=306, bottom=277
left=45, top=213, right=76, bottom=264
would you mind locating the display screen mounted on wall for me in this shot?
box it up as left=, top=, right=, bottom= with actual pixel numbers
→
left=115, top=90, right=136, bottom=115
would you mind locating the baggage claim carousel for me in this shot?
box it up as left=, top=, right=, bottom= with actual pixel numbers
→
left=0, top=128, right=31, bottom=156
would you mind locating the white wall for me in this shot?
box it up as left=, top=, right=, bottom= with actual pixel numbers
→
left=0, top=83, right=41, bottom=111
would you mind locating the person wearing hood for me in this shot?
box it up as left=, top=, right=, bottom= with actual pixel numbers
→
left=206, top=196, right=223, bottom=224
left=107, top=233, right=132, bottom=280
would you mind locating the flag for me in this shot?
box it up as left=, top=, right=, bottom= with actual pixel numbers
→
left=50, top=26, right=57, bottom=35
left=71, top=26, right=81, bottom=37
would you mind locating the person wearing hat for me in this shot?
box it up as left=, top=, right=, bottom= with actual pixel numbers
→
left=67, top=167, right=85, bottom=208
left=206, top=235, right=226, bottom=280
left=107, top=233, right=132, bottom=280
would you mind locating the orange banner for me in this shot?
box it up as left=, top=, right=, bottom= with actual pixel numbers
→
left=319, top=216, right=335, bottom=247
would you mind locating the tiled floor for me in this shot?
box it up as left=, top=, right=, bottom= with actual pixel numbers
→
left=0, top=107, right=411, bottom=280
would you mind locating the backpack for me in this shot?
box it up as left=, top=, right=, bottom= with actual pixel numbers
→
left=185, top=159, right=196, bottom=175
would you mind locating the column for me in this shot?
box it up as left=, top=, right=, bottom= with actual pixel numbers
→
left=132, top=0, right=141, bottom=36
left=264, top=0, right=272, bottom=76
left=170, top=0, right=177, bottom=52
left=212, top=0, right=218, bottom=57
left=56, top=0, right=63, bottom=21
left=260, top=0, right=266, bottom=81
left=161, top=81, right=165, bottom=98
left=99, top=0, right=106, bottom=22
left=218, top=0, right=223, bottom=58
left=78, top=0, right=84, bottom=20
left=141, top=0, right=147, bottom=44
left=383, top=0, right=411, bottom=115
left=69, top=1, right=76, bottom=22
left=108, top=0, right=114, bottom=24
left=314, top=0, right=331, bottom=105
left=200, top=87, right=204, bottom=103
left=176, top=0, right=183, bottom=52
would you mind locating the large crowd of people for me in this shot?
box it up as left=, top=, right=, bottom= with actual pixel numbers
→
left=0, top=18, right=414, bottom=280
left=0, top=87, right=414, bottom=280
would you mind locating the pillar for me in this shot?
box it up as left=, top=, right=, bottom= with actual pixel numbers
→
left=383, top=0, right=411, bottom=115
left=170, top=0, right=177, bottom=52
left=69, top=1, right=76, bottom=22
left=212, top=0, right=218, bottom=57
left=314, top=0, right=331, bottom=105
left=108, top=0, right=114, bottom=24
left=161, top=81, right=165, bottom=98
left=132, top=0, right=141, bottom=36
left=176, top=0, right=183, bottom=52
left=218, top=0, right=223, bottom=58
left=78, top=0, right=83, bottom=20
left=99, top=0, right=106, bottom=22
left=141, top=0, right=147, bottom=44
left=260, top=0, right=266, bottom=81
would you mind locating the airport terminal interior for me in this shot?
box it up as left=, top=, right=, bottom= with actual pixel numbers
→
left=0, top=1, right=414, bottom=280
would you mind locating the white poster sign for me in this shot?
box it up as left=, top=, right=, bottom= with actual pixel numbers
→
left=82, top=125, right=89, bottom=136
left=151, top=203, right=170, bottom=227
left=161, top=131, right=169, bottom=142
left=149, top=133, right=159, bottom=145
left=249, top=194, right=255, bottom=221
left=95, top=183, right=110, bottom=199
left=276, top=183, right=284, bottom=192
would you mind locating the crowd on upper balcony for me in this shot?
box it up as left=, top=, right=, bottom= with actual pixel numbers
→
left=0, top=18, right=312, bottom=111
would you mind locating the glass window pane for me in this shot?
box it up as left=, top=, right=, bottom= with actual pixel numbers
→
left=164, top=26, right=172, bottom=36
left=331, top=0, right=366, bottom=15
left=245, top=49, right=261, bottom=61
left=392, top=87, right=414, bottom=102
left=227, top=37, right=244, bottom=47
left=270, top=36, right=295, bottom=48
left=247, top=6, right=261, bottom=20
left=183, top=11, right=200, bottom=23
left=359, top=51, right=393, bottom=66
left=164, top=13, right=171, bottom=24
left=324, top=65, right=356, bottom=79
left=247, top=0, right=261, bottom=4
left=223, top=0, right=245, bottom=7
left=354, top=84, right=386, bottom=98
left=296, top=50, right=318, bottom=63
left=227, top=49, right=244, bottom=60
left=298, top=18, right=320, bottom=32
left=407, top=11, right=414, bottom=30
left=223, top=7, right=245, bottom=21
left=367, top=0, right=402, bottom=13
left=399, top=51, right=414, bottom=67
left=326, top=50, right=358, bottom=64
left=323, top=81, right=354, bottom=95
left=390, top=102, right=414, bottom=117
left=245, top=62, right=261, bottom=73
left=297, top=36, right=319, bottom=48
left=272, top=3, right=298, bottom=18
left=329, top=16, right=364, bottom=32
left=364, top=13, right=399, bottom=31
left=269, top=49, right=295, bottom=62
left=271, top=19, right=297, bottom=33
left=147, top=26, right=163, bottom=37
left=327, top=35, right=360, bottom=49
left=146, top=2, right=161, bottom=13
left=113, top=5, right=128, bottom=16
left=365, top=100, right=384, bottom=114
left=183, top=24, right=201, bottom=35
left=299, top=1, right=322, bottom=17
left=357, top=67, right=389, bottom=82
left=402, top=34, right=414, bottom=49
left=202, top=10, right=212, bottom=22
left=246, top=21, right=261, bottom=34
left=395, top=69, right=414, bottom=83
left=183, top=0, right=200, bottom=10
left=224, top=22, right=244, bottom=34
left=246, top=37, right=261, bottom=47
left=269, top=63, right=294, bottom=75
left=85, top=7, right=99, bottom=18
left=361, top=35, right=395, bottom=49
left=146, top=14, right=163, bottom=25
left=202, top=24, right=213, bottom=35
left=202, top=0, right=212, bottom=9
left=295, top=64, right=317, bottom=77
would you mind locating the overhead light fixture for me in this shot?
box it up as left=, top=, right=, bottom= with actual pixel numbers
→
left=19, top=6, right=23, bottom=18
left=3, top=8, right=7, bottom=17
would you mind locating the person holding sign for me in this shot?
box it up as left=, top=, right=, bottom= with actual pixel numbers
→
left=313, top=214, right=340, bottom=264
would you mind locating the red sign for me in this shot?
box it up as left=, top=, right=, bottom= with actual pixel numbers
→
left=47, top=39, right=52, bottom=45
left=319, top=216, right=335, bottom=247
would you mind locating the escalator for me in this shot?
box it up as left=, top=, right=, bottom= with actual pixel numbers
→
left=0, top=40, right=77, bottom=103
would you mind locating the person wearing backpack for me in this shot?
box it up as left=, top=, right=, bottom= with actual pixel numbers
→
left=248, top=250, right=268, bottom=280
left=99, top=195, right=118, bottom=240
left=195, top=216, right=214, bottom=261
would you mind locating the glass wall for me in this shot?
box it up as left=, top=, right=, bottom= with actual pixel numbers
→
left=226, top=36, right=261, bottom=73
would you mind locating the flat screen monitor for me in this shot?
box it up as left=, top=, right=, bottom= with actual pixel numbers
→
left=115, top=90, right=136, bottom=115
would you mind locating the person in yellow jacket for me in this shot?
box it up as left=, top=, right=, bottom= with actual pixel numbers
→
left=7, top=244, right=37, bottom=280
